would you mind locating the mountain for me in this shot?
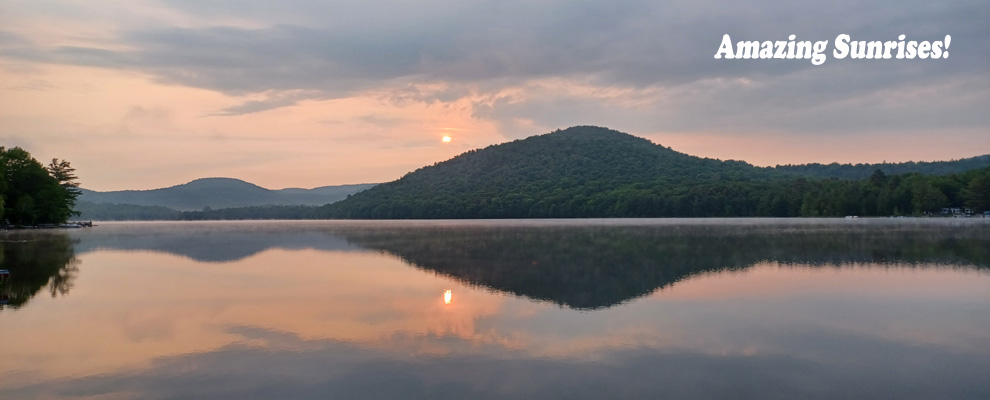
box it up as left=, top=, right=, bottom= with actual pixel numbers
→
left=75, top=126, right=988, bottom=220
left=321, top=126, right=990, bottom=219
left=79, top=178, right=376, bottom=211
left=322, top=126, right=772, bottom=218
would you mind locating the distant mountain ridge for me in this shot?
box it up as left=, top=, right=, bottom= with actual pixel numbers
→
left=79, top=178, right=376, bottom=211
left=74, top=126, right=989, bottom=220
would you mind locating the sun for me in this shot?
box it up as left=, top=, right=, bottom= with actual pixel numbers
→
left=442, top=136, right=452, bottom=143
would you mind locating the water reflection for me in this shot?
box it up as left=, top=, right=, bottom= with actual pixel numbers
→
left=71, top=223, right=359, bottom=262
left=1, top=220, right=987, bottom=399
left=344, top=223, right=990, bottom=309
left=68, top=220, right=990, bottom=309
left=0, top=231, right=80, bottom=310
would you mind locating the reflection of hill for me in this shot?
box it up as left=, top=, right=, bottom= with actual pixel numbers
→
left=72, top=223, right=361, bottom=262
left=1, top=232, right=79, bottom=310
left=340, top=222, right=990, bottom=309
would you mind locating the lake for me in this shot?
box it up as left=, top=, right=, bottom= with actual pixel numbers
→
left=2, top=219, right=989, bottom=399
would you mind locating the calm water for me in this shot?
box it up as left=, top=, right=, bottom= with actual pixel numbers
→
left=2, top=219, right=989, bottom=399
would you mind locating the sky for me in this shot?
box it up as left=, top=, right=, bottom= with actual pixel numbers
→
left=1, top=0, right=988, bottom=191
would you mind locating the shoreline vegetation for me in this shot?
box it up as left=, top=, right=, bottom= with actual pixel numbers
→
left=0, top=147, right=81, bottom=228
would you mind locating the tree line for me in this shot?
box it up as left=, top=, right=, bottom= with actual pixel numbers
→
left=73, top=167, right=990, bottom=221
left=770, top=155, right=990, bottom=180
left=1, top=147, right=81, bottom=226
left=318, top=167, right=990, bottom=219
left=153, top=166, right=990, bottom=220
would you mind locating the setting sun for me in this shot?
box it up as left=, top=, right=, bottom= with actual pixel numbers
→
left=442, top=136, right=452, bottom=143
left=444, top=289, right=452, bottom=304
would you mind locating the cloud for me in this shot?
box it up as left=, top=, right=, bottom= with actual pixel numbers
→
left=0, top=0, right=987, bottom=146
left=8, top=1, right=981, bottom=91
left=0, top=30, right=30, bottom=46
left=212, top=90, right=325, bottom=116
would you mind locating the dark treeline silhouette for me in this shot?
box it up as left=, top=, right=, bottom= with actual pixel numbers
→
left=73, top=201, right=182, bottom=221
left=1, top=147, right=81, bottom=225
left=181, top=204, right=327, bottom=220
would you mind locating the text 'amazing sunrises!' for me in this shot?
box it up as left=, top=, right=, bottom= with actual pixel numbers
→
left=715, top=34, right=951, bottom=65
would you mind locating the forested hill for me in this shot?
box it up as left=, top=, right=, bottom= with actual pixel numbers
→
left=322, top=126, right=772, bottom=218
left=771, top=155, right=990, bottom=179
left=321, top=126, right=990, bottom=219
left=80, top=178, right=375, bottom=211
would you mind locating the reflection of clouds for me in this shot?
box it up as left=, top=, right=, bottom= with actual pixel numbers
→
left=121, top=310, right=178, bottom=343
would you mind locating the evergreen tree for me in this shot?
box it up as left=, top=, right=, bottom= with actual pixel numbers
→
left=962, top=171, right=990, bottom=212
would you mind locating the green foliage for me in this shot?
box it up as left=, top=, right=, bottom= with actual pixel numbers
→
left=0, top=147, right=81, bottom=225
left=322, top=126, right=773, bottom=218
left=962, top=173, right=990, bottom=211
left=319, top=126, right=990, bottom=219
left=46, top=158, right=82, bottom=222
left=772, top=155, right=990, bottom=179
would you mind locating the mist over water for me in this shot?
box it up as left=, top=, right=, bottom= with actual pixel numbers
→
left=2, top=219, right=988, bottom=399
